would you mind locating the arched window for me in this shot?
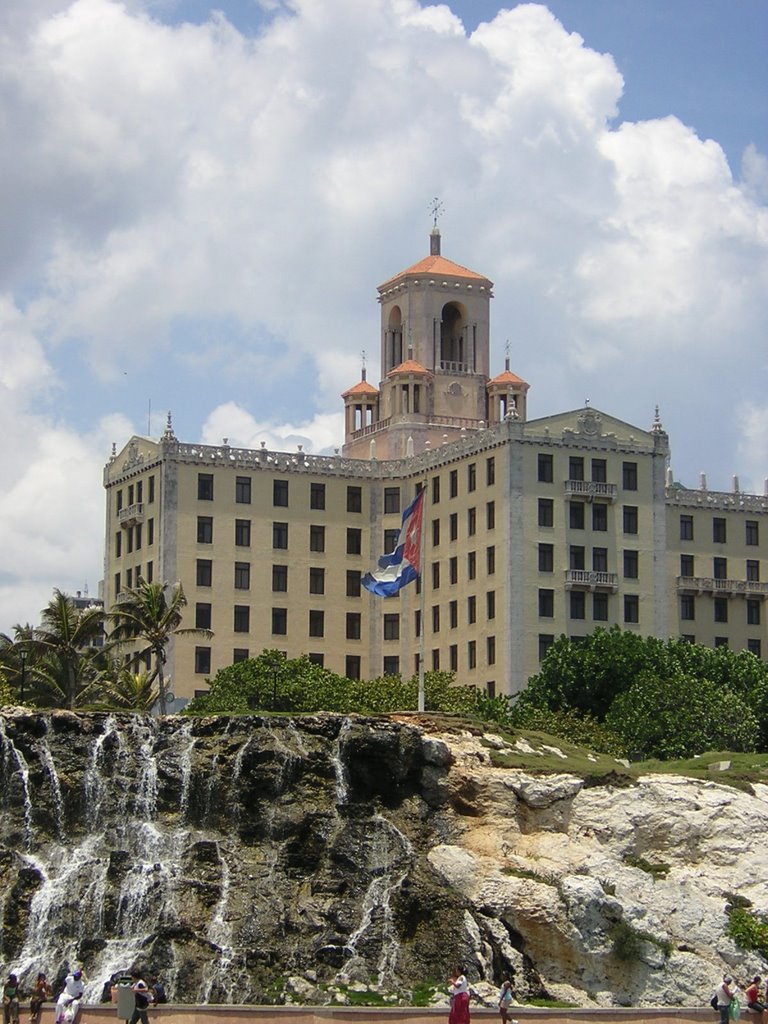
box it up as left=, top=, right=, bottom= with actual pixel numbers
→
left=440, top=303, right=467, bottom=371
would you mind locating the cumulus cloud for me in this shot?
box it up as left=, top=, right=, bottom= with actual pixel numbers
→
left=0, top=0, right=766, bottom=630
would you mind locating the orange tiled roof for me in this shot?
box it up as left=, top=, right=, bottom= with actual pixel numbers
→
left=487, top=369, right=529, bottom=388
left=341, top=379, right=379, bottom=398
left=387, top=359, right=431, bottom=377
left=379, top=254, right=490, bottom=289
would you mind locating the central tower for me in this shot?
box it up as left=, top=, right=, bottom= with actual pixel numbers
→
left=342, top=226, right=495, bottom=459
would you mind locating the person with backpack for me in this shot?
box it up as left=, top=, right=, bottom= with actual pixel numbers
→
left=129, top=971, right=151, bottom=1024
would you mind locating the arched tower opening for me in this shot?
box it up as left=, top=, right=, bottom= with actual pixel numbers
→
left=440, top=302, right=468, bottom=372
left=386, top=307, right=404, bottom=372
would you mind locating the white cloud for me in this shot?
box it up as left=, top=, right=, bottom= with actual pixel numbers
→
left=0, top=0, right=766, bottom=630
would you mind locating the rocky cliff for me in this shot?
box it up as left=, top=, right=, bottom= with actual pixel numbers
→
left=0, top=710, right=765, bottom=1007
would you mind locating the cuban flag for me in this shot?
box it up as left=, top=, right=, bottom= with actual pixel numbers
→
left=361, top=488, right=425, bottom=597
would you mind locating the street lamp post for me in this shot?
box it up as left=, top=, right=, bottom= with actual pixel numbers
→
left=19, top=649, right=27, bottom=704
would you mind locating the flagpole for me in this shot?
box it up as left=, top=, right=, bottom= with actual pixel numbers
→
left=418, top=480, right=427, bottom=713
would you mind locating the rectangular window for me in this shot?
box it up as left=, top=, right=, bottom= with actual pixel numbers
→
left=196, top=559, right=212, bottom=587
left=346, top=655, right=361, bottom=679
left=115, top=532, right=122, bottom=558
left=234, top=562, right=251, bottom=590
left=487, top=636, right=496, bottom=666
left=198, top=473, right=214, bottom=500
left=431, top=519, right=440, bottom=547
left=468, top=640, right=477, bottom=670
left=127, top=528, right=133, bottom=554
left=347, top=486, right=362, bottom=513
left=383, top=655, right=400, bottom=676
left=310, top=525, right=326, bottom=552
left=273, top=479, right=289, bottom=507
left=432, top=605, right=440, bottom=633
left=570, top=545, right=585, bottom=571
left=147, top=519, right=154, bottom=546
left=713, top=557, right=728, bottom=580
left=346, top=570, right=361, bottom=597
left=449, top=513, right=458, bottom=541
left=310, top=482, right=326, bottom=510
left=538, top=453, right=554, bottom=483
left=468, top=463, right=477, bottom=492
left=308, top=610, right=324, bottom=637
left=593, top=593, right=609, bottom=621
left=197, top=516, right=213, bottom=543
left=449, top=469, right=458, bottom=498
left=486, top=456, right=495, bottom=486
left=431, top=649, right=440, bottom=671
left=622, top=461, right=638, bottom=490
left=148, top=475, right=155, bottom=503
left=569, top=456, right=584, bottom=481
left=114, top=571, right=121, bottom=596
left=681, top=595, right=695, bottom=621
left=273, top=522, right=288, bottom=549
left=272, top=608, right=287, bottom=635
left=592, top=547, right=608, bottom=572
left=714, top=597, right=728, bottom=623
left=126, top=568, right=133, bottom=587
left=467, top=550, right=476, bottom=580
left=449, top=600, right=458, bottom=629
left=384, top=487, right=401, bottom=514
left=449, top=644, right=458, bottom=671
left=135, top=524, right=142, bottom=551
left=713, top=517, right=726, bottom=543
left=623, top=506, right=638, bottom=535
left=235, top=519, right=251, bottom=546
left=747, top=560, right=760, bottom=582
left=538, top=498, right=554, bottom=527
left=194, top=647, right=211, bottom=674
left=592, top=458, right=607, bottom=483
left=347, top=528, right=362, bottom=555
left=431, top=476, right=440, bottom=504
left=449, top=556, right=458, bottom=584
left=624, top=595, right=639, bottom=624
left=145, top=561, right=153, bottom=582
left=486, top=501, right=496, bottom=529
left=538, top=543, right=554, bottom=572
left=236, top=476, right=251, bottom=504
left=746, top=520, right=759, bottom=546
left=539, top=589, right=554, bottom=618
left=234, top=605, right=250, bottom=633
left=747, top=638, right=762, bottom=658
left=592, top=504, right=608, bottom=531
left=624, top=550, right=639, bottom=579
left=346, top=612, right=361, bottom=640
left=432, top=562, right=440, bottom=589
left=415, top=610, right=421, bottom=638
left=384, top=613, right=400, bottom=640
left=680, top=515, right=694, bottom=541
left=570, top=591, right=585, bottom=619
left=271, top=564, right=289, bottom=593
left=309, top=567, right=325, bottom=595
left=486, top=590, right=496, bottom=620
left=747, top=599, right=761, bottom=626
left=487, top=546, right=495, bottom=575
left=468, top=507, right=477, bottom=536
left=539, top=634, right=554, bottom=661
left=680, top=553, right=694, bottom=577
left=468, top=595, right=477, bottom=624
left=195, top=603, right=212, bottom=630
left=569, top=502, right=585, bottom=530
left=233, top=648, right=249, bottom=663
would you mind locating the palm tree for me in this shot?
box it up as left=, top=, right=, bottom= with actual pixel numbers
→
left=84, top=668, right=160, bottom=713
left=27, top=591, right=107, bottom=709
left=109, top=580, right=212, bottom=714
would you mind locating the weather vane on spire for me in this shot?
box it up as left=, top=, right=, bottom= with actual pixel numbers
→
left=430, top=196, right=444, bottom=228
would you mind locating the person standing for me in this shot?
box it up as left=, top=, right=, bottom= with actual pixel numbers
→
left=28, top=974, right=52, bottom=1024
left=717, top=976, right=735, bottom=1024
left=3, top=974, right=20, bottom=1024
left=448, top=966, right=470, bottom=1024
left=129, top=970, right=151, bottom=1024
left=498, top=979, right=514, bottom=1024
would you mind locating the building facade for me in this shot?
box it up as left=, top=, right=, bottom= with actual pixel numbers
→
left=102, top=232, right=768, bottom=705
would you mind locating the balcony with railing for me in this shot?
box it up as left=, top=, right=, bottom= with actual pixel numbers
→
left=118, top=502, right=144, bottom=527
left=564, top=480, right=618, bottom=502
left=677, top=576, right=768, bottom=597
left=565, top=569, right=619, bottom=592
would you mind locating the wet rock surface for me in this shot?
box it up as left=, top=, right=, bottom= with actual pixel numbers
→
left=0, top=710, right=766, bottom=1007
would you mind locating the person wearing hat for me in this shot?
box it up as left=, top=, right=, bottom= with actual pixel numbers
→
left=55, top=969, right=84, bottom=1024
left=746, top=976, right=766, bottom=1021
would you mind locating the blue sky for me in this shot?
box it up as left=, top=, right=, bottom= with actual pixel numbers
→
left=0, top=0, right=766, bottom=631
